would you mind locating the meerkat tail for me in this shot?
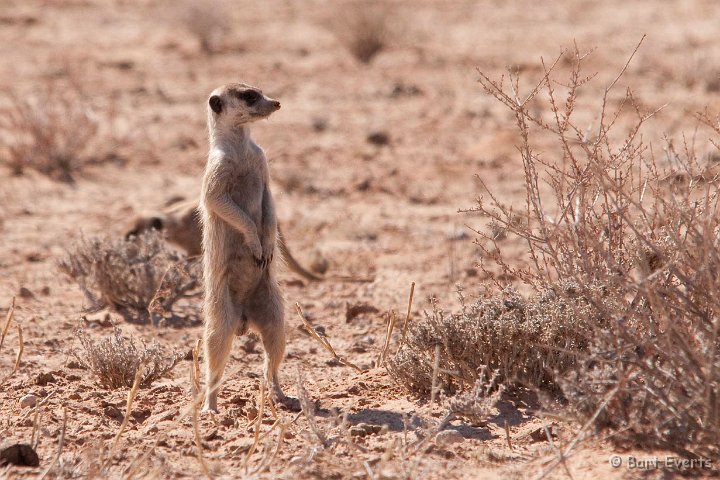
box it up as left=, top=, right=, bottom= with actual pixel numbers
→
left=277, top=225, right=324, bottom=282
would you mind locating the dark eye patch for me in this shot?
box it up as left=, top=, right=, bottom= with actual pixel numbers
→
left=236, top=90, right=261, bottom=105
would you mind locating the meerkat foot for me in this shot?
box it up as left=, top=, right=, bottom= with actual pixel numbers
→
left=270, top=383, right=300, bottom=411
left=202, top=393, right=218, bottom=413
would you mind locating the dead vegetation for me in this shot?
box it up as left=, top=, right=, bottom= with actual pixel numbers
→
left=73, top=326, right=183, bottom=389
left=0, top=80, right=123, bottom=182
left=58, top=232, right=200, bottom=324
left=332, top=2, right=393, bottom=64
left=177, top=0, right=232, bottom=54
left=389, top=282, right=602, bottom=394
left=391, top=39, right=720, bottom=458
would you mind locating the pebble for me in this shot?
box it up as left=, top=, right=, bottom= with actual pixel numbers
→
left=19, top=394, right=37, bottom=409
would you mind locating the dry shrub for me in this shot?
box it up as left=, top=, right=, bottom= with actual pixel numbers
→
left=388, top=282, right=604, bottom=394
left=177, top=0, right=232, bottom=54
left=58, top=232, right=200, bottom=324
left=393, top=39, right=720, bottom=458
left=332, top=2, right=393, bottom=64
left=466, top=40, right=719, bottom=457
left=74, top=326, right=183, bottom=389
left=0, top=80, right=120, bottom=182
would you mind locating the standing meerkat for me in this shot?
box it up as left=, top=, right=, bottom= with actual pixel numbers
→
left=200, top=82, right=289, bottom=412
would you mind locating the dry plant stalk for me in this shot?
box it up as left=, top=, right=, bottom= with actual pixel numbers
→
left=189, top=343, right=213, bottom=479
left=191, top=338, right=202, bottom=395
left=105, top=363, right=146, bottom=467
left=0, top=296, right=15, bottom=352
left=243, top=381, right=266, bottom=470
left=296, top=372, right=329, bottom=448
left=11, top=324, right=23, bottom=374
left=399, top=282, right=416, bottom=347
left=295, top=303, right=364, bottom=373
left=40, top=407, right=67, bottom=480
left=376, top=310, right=397, bottom=367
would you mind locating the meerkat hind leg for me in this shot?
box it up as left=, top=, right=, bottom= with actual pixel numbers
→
left=202, top=318, right=236, bottom=412
left=247, top=277, right=300, bottom=411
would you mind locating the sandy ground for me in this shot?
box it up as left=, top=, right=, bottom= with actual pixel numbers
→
left=1, top=0, right=719, bottom=478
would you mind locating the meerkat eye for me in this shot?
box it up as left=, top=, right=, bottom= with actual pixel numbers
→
left=149, top=217, right=164, bottom=230
left=239, top=90, right=261, bottom=105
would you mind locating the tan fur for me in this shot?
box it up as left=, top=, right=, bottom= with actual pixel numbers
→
left=199, top=83, right=287, bottom=412
left=125, top=200, right=324, bottom=281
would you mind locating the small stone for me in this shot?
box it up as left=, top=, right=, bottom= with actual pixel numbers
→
left=144, top=425, right=159, bottom=435
left=36, top=372, right=56, bottom=386
left=19, top=394, right=37, bottom=409
left=104, top=405, right=124, bottom=422
left=18, top=287, right=34, bottom=299
left=435, top=430, right=464, bottom=446
left=0, top=443, right=39, bottom=467
left=68, top=392, right=81, bottom=400
left=367, top=131, right=390, bottom=146
left=245, top=406, right=258, bottom=421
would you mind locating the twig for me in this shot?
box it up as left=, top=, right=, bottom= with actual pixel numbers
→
left=191, top=392, right=213, bottom=479
left=11, top=325, right=23, bottom=374
left=103, top=363, right=145, bottom=471
left=191, top=338, right=202, bottom=395
left=377, top=310, right=397, bottom=367
left=504, top=421, right=513, bottom=450
left=190, top=345, right=213, bottom=479
left=243, top=381, right=266, bottom=470
left=40, top=406, right=67, bottom=480
left=398, top=282, right=416, bottom=349
left=430, top=344, right=441, bottom=405
left=0, top=296, right=15, bottom=352
left=295, top=303, right=364, bottom=373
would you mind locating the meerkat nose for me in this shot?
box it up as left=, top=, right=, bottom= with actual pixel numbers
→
left=272, top=101, right=281, bottom=109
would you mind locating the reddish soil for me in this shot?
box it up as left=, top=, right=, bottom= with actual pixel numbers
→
left=1, top=0, right=719, bottom=478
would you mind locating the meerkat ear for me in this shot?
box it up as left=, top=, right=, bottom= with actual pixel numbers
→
left=209, top=95, right=223, bottom=114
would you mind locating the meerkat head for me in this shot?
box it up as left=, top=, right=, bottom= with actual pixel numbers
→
left=125, top=215, right=164, bottom=240
left=207, top=83, right=281, bottom=130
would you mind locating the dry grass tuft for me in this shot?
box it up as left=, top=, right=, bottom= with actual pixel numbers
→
left=73, top=326, right=183, bottom=389
left=0, top=80, right=122, bottom=182
left=177, top=0, right=232, bottom=54
left=58, top=232, right=200, bottom=324
left=388, top=283, right=599, bottom=394
left=332, top=2, right=393, bottom=64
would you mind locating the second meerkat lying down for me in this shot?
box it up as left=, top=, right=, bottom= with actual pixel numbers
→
left=125, top=199, right=324, bottom=282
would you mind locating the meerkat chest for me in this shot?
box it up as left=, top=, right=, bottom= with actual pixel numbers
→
left=229, top=167, right=265, bottom=218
